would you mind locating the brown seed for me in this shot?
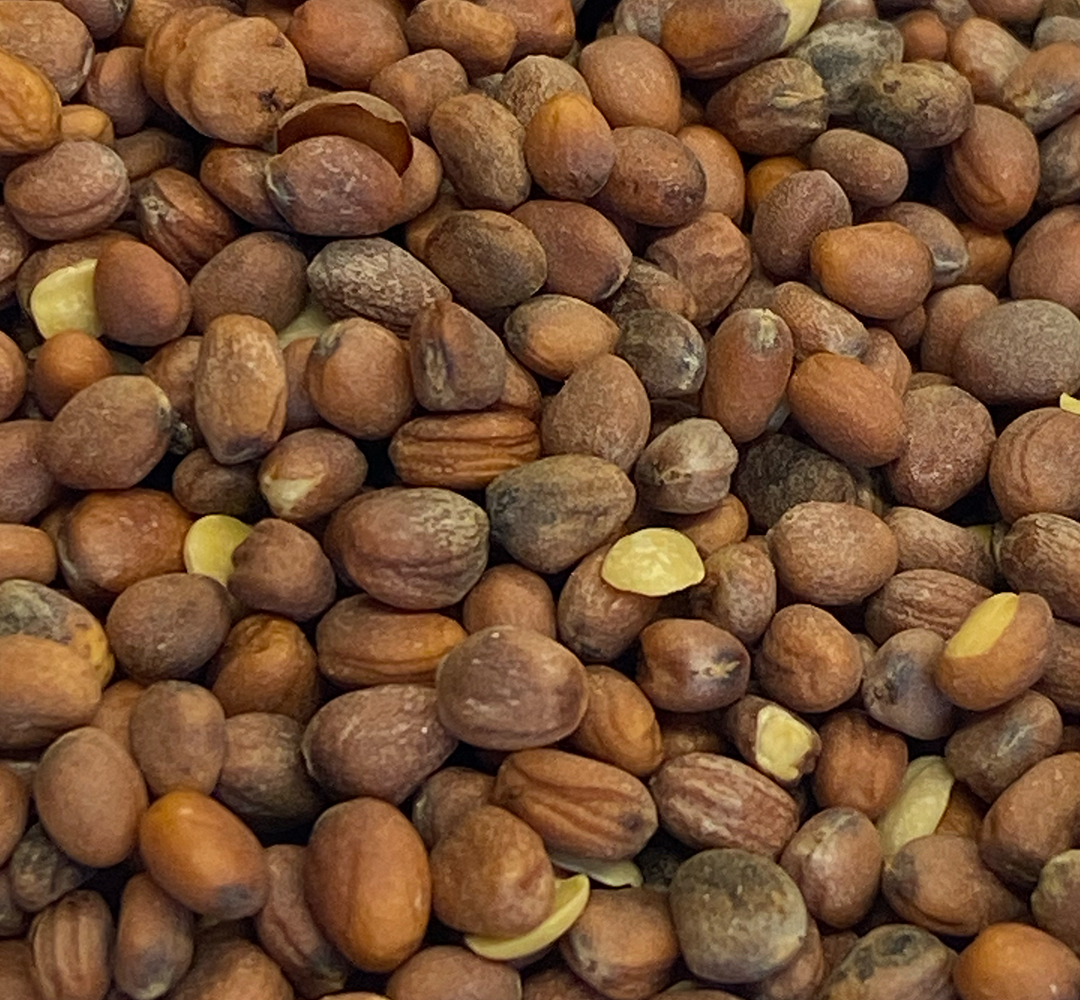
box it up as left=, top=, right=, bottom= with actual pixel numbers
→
left=561, top=887, right=680, bottom=1000
left=412, top=766, right=496, bottom=849
left=814, top=711, right=907, bottom=822
left=946, top=690, right=1063, bottom=802
left=524, top=91, right=616, bottom=202
left=286, top=0, right=407, bottom=89
left=817, top=923, right=955, bottom=999
left=1009, top=205, right=1080, bottom=313
left=44, top=375, right=173, bottom=490
left=106, top=573, right=231, bottom=683
left=863, top=629, right=955, bottom=741
left=855, top=59, right=974, bottom=149
left=254, top=843, right=348, bottom=998
left=305, top=316, right=415, bottom=441
left=430, top=805, right=555, bottom=937
left=920, top=283, right=998, bottom=376
left=542, top=354, right=650, bottom=472
left=556, top=544, right=661, bottom=663
left=370, top=49, right=470, bottom=140
left=1002, top=42, right=1080, bottom=134
left=408, top=299, right=507, bottom=412
left=980, top=752, right=1080, bottom=887
left=437, top=625, right=588, bottom=750
left=309, top=243, right=445, bottom=337
left=808, top=128, right=909, bottom=208
left=770, top=280, right=868, bottom=361
left=486, top=454, right=635, bottom=574
left=194, top=314, right=286, bottom=465
left=28, top=332, right=107, bottom=427
left=767, top=501, right=898, bottom=606
left=787, top=354, right=907, bottom=468
left=948, top=16, right=1028, bottom=106
left=0, top=525, right=56, bottom=585
left=568, top=665, right=663, bottom=778
left=227, top=518, right=336, bottom=623
left=637, top=618, right=750, bottom=714
left=267, top=135, right=406, bottom=238
left=303, top=684, right=457, bottom=803
left=493, top=748, right=658, bottom=860
left=135, top=168, right=239, bottom=280
left=756, top=604, right=864, bottom=714
left=991, top=407, right=1080, bottom=523
left=1032, top=850, right=1080, bottom=954
left=0, top=633, right=101, bottom=751
left=0, top=48, right=62, bottom=155
left=387, top=945, right=521, bottom=1000
left=333, top=487, right=490, bottom=611
left=6, top=140, right=128, bottom=242
left=505, top=294, right=619, bottom=381
left=304, top=796, right=430, bottom=972
left=129, top=681, right=227, bottom=797
left=615, top=308, right=707, bottom=401
left=660, top=0, right=790, bottom=78
left=669, top=848, right=808, bottom=985
left=420, top=217, right=541, bottom=322
left=217, top=712, right=323, bottom=830
left=885, top=507, right=994, bottom=587
left=706, top=58, right=828, bottom=156
left=945, top=104, right=1040, bottom=231
left=138, top=789, right=269, bottom=919
left=189, top=231, right=306, bottom=333
left=690, top=540, right=776, bottom=646
left=874, top=200, right=969, bottom=291
left=406, top=0, right=517, bottom=78
left=258, top=427, right=368, bottom=523
left=810, top=221, right=934, bottom=321
left=780, top=807, right=883, bottom=930
left=30, top=890, right=113, bottom=1000
left=210, top=614, right=320, bottom=724
left=513, top=199, right=632, bottom=304
left=597, top=126, right=706, bottom=228
left=113, top=872, right=195, bottom=1000
left=429, top=92, right=530, bottom=212
left=34, top=727, right=147, bottom=869
left=464, top=564, right=556, bottom=637
left=579, top=34, right=682, bottom=133
left=651, top=752, right=800, bottom=857
left=646, top=211, right=752, bottom=326
left=954, top=923, right=1080, bottom=1000
left=952, top=299, right=1080, bottom=406
left=887, top=384, right=996, bottom=513
left=198, top=144, right=288, bottom=231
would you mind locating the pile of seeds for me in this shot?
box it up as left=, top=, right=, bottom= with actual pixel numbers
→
left=3, top=0, right=1080, bottom=997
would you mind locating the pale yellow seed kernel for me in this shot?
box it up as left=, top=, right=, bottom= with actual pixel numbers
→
left=259, top=474, right=320, bottom=519
left=278, top=300, right=331, bottom=345
left=755, top=704, right=816, bottom=784
left=549, top=853, right=644, bottom=888
left=1060, top=392, right=1080, bottom=415
left=877, top=756, right=955, bottom=858
left=780, top=0, right=822, bottom=48
left=601, top=528, right=705, bottom=597
left=29, top=258, right=103, bottom=340
left=945, top=592, right=1019, bottom=659
left=465, top=874, right=590, bottom=961
left=183, top=515, right=252, bottom=586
